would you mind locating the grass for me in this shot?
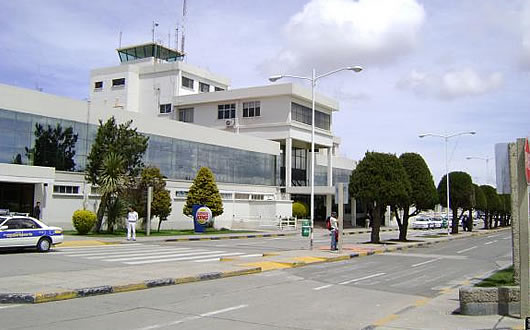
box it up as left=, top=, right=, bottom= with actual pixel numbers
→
left=475, top=266, right=516, bottom=287
left=64, top=228, right=255, bottom=237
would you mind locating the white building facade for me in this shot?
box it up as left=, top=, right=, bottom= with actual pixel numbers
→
left=0, top=42, right=360, bottom=230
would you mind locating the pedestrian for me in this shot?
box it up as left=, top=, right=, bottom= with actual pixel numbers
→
left=330, top=212, right=338, bottom=251
left=127, top=206, right=138, bottom=241
left=462, top=215, right=468, bottom=231
left=33, top=201, right=41, bottom=220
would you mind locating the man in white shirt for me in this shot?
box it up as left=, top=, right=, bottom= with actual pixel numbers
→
left=127, top=206, right=138, bottom=241
left=330, top=212, right=338, bottom=251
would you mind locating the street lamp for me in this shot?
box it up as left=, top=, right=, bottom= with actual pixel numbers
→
left=418, top=131, right=476, bottom=235
left=269, top=65, right=363, bottom=250
left=465, top=156, right=492, bottom=185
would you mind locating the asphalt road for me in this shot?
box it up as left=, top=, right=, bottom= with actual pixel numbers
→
left=0, top=229, right=432, bottom=277
left=0, top=231, right=513, bottom=330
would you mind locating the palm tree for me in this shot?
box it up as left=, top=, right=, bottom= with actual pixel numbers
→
left=95, top=153, right=127, bottom=232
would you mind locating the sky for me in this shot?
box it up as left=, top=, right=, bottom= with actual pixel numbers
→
left=1, top=0, right=529, bottom=187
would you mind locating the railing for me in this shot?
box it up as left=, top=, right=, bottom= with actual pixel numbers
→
left=230, top=215, right=298, bottom=231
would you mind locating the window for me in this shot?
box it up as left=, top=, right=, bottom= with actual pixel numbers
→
left=182, top=76, right=194, bottom=89
left=159, top=104, right=172, bottom=114
left=178, top=108, right=194, bottom=123
left=199, top=82, right=210, bottom=93
left=94, top=81, right=103, bottom=89
left=53, top=185, right=80, bottom=194
left=243, top=101, right=261, bottom=118
left=291, top=102, right=330, bottom=130
left=217, top=103, right=236, bottom=119
left=234, top=193, right=250, bottom=200
left=4, top=218, right=40, bottom=229
left=175, top=190, right=188, bottom=198
left=112, top=78, right=125, bottom=87
left=214, top=87, right=225, bottom=92
left=220, top=192, right=233, bottom=200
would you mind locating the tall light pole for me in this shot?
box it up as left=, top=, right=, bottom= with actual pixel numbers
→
left=269, top=66, right=363, bottom=249
left=419, top=131, right=476, bottom=235
left=465, top=156, right=492, bottom=185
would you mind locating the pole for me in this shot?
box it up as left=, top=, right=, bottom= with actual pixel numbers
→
left=310, top=68, right=316, bottom=250
left=338, top=183, right=344, bottom=253
left=147, top=186, right=153, bottom=236
left=445, top=137, right=451, bottom=235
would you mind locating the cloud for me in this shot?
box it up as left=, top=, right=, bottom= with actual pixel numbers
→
left=396, top=69, right=503, bottom=100
left=262, top=0, right=425, bottom=74
left=520, top=0, right=530, bottom=69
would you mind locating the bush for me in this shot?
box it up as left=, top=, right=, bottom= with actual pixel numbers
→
left=292, top=201, right=308, bottom=218
left=72, top=209, right=97, bottom=234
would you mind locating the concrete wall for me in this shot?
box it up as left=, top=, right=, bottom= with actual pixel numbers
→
left=459, top=286, right=520, bottom=316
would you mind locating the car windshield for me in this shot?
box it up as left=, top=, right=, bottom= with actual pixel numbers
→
left=0, top=217, right=6, bottom=225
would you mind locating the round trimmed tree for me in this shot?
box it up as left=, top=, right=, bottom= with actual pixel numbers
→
left=184, top=167, right=224, bottom=219
left=437, top=171, right=473, bottom=234
left=350, top=152, right=411, bottom=243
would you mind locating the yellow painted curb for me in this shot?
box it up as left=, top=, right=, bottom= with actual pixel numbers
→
left=294, top=256, right=327, bottom=263
left=219, top=257, right=237, bottom=261
left=357, top=252, right=368, bottom=257
left=414, top=298, right=430, bottom=307
left=221, top=268, right=261, bottom=278
left=35, top=291, right=78, bottom=303
left=59, top=240, right=113, bottom=247
left=112, top=283, right=148, bottom=293
left=263, top=253, right=279, bottom=257
left=175, top=276, right=197, bottom=284
left=324, top=255, right=350, bottom=262
left=242, top=261, right=292, bottom=271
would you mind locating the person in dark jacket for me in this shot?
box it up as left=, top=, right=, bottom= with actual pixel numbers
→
left=33, top=201, right=41, bottom=220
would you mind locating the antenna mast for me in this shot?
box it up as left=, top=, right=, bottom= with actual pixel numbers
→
left=181, top=0, right=187, bottom=54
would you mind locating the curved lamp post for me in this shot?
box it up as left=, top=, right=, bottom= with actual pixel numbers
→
left=466, top=156, right=492, bottom=185
left=419, top=131, right=476, bottom=235
left=269, top=66, right=363, bottom=249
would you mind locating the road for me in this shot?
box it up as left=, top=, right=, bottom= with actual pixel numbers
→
left=0, top=230, right=514, bottom=329
left=0, top=229, right=432, bottom=276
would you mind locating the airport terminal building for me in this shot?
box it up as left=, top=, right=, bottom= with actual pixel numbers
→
left=0, top=42, right=358, bottom=230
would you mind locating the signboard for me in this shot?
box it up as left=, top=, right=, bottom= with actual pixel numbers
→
left=495, top=143, right=511, bottom=194
left=524, top=138, right=530, bottom=185
left=335, top=183, right=349, bottom=204
left=192, top=205, right=212, bottom=233
left=195, top=206, right=212, bottom=225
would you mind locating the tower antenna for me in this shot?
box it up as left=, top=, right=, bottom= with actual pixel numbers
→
left=181, top=0, right=187, bottom=54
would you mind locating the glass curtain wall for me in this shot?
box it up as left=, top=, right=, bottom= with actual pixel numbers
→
left=0, top=108, right=277, bottom=186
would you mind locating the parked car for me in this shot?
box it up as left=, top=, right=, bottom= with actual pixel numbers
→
left=430, top=216, right=444, bottom=229
left=412, top=217, right=433, bottom=229
left=0, top=215, right=63, bottom=252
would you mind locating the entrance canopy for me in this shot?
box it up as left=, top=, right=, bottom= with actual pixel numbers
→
left=0, top=163, right=55, bottom=185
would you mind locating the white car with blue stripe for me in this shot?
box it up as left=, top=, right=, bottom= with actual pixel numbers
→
left=0, top=215, right=63, bottom=252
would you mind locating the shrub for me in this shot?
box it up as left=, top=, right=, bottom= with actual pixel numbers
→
left=72, top=209, right=97, bottom=234
left=292, top=201, right=308, bottom=218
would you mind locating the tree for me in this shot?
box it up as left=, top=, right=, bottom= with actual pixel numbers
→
left=97, top=152, right=127, bottom=232
left=127, top=167, right=172, bottom=231
left=25, top=123, right=78, bottom=170
left=471, top=184, right=487, bottom=232
left=392, top=153, right=438, bottom=241
left=437, top=171, right=473, bottom=234
left=499, top=194, right=511, bottom=227
left=481, top=185, right=500, bottom=229
left=184, top=167, right=224, bottom=220
left=86, top=117, right=149, bottom=232
left=350, top=152, right=411, bottom=243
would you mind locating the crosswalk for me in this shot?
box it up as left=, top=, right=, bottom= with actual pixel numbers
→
left=52, top=243, right=261, bottom=265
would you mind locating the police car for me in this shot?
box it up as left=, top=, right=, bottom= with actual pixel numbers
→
left=0, top=213, right=63, bottom=252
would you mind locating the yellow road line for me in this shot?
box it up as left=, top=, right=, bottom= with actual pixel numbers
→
left=59, top=240, right=113, bottom=247
left=372, top=314, right=399, bottom=326
left=241, top=261, right=292, bottom=271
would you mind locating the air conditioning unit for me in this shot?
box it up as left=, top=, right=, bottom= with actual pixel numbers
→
left=225, top=119, right=235, bottom=127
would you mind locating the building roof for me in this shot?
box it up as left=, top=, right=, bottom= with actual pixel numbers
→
left=117, top=42, right=185, bottom=63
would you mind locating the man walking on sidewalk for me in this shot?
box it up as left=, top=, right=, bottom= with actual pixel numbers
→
left=330, top=212, right=338, bottom=251
left=127, top=206, right=138, bottom=241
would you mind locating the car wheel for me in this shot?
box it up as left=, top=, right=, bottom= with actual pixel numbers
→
left=37, top=237, right=52, bottom=252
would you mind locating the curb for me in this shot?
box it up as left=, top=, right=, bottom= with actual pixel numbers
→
left=164, top=232, right=296, bottom=242
left=0, top=267, right=261, bottom=304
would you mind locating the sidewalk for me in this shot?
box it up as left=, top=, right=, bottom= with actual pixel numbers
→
left=60, top=226, right=398, bottom=247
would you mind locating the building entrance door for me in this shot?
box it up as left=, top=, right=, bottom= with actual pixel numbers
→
left=0, top=182, right=34, bottom=214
